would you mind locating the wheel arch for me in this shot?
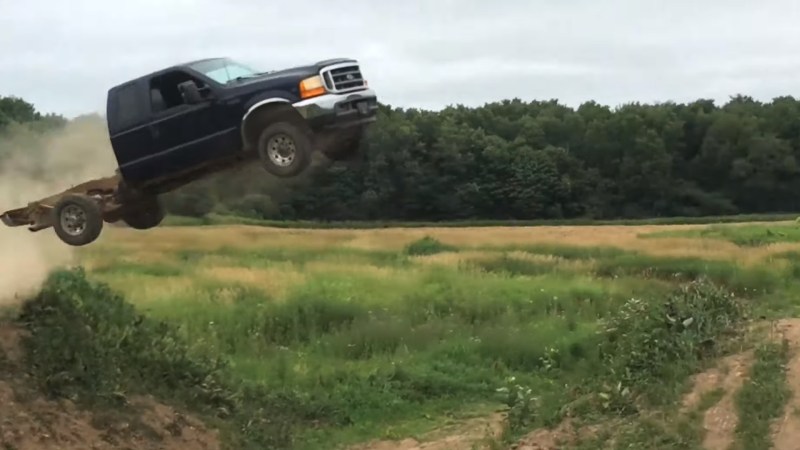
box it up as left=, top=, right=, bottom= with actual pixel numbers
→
left=241, top=98, right=306, bottom=150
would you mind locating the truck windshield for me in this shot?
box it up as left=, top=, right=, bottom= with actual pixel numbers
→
left=187, top=58, right=262, bottom=84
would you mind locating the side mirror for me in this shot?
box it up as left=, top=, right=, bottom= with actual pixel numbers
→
left=178, top=80, right=204, bottom=104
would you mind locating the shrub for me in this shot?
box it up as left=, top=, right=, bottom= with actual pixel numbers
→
left=598, top=277, right=748, bottom=405
left=17, top=268, right=230, bottom=406
left=404, top=236, right=457, bottom=256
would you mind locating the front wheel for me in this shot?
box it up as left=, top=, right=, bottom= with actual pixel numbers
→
left=256, top=121, right=312, bottom=177
left=52, top=193, right=104, bottom=246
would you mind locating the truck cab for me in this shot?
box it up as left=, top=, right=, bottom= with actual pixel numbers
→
left=105, top=57, right=378, bottom=198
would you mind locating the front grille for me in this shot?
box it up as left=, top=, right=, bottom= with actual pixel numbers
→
left=321, top=63, right=366, bottom=93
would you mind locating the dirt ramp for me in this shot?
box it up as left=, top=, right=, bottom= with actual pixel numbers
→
left=0, top=321, right=220, bottom=450
left=0, top=387, right=221, bottom=450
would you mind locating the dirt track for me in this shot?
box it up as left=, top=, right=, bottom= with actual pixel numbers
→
left=770, top=319, right=800, bottom=449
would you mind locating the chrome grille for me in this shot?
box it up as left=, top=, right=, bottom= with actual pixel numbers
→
left=321, top=63, right=366, bottom=93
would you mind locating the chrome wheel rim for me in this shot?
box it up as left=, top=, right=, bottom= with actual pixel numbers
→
left=60, top=204, right=87, bottom=236
left=267, top=133, right=296, bottom=167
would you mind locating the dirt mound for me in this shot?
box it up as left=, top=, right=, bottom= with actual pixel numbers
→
left=0, top=322, right=221, bottom=450
left=515, top=418, right=602, bottom=450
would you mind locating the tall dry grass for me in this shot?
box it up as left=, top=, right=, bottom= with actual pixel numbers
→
left=91, top=221, right=800, bottom=268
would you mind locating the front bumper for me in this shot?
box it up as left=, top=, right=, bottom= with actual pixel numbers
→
left=292, top=88, right=378, bottom=130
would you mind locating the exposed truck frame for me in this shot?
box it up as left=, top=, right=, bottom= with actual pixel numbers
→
left=1, top=175, right=127, bottom=243
left=1, top=56, right=378, bottom=246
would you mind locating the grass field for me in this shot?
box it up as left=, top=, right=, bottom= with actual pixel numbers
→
left=12, top=218, right=800, bottom=449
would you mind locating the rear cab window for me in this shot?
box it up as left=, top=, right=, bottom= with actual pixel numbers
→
left=107, top=80, right=148, bottom=135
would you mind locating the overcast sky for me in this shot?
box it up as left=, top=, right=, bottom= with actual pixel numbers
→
left=2, top=0, right=800, bottom=117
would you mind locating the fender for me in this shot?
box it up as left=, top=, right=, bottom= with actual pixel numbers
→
left=240, top=93, right=296, bottom=146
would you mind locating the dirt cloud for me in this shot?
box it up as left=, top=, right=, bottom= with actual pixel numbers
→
left=0, top=116, right=118, bottom=306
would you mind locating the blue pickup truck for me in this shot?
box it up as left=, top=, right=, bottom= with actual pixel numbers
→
left=0, top=57, right=379, bottom=246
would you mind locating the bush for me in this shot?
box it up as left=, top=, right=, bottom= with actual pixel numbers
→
left=17, top=267, right=231, bottom=406
left=404, top=236, right=457, bottom=256
left=598, top=277, right=748, bottom=405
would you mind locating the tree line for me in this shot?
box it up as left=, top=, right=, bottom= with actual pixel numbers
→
left=3, top=94, right=800, bottom=221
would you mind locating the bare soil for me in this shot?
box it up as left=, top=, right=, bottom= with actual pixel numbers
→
left=348, top=412, right=505, bottom=450
left=515, top=418, right=602, bottom=450
left=770, top=318, right=800, bottom=450
left=0, top=322, right=221, bottom=450
left=694, top=353, right=752, bottom=450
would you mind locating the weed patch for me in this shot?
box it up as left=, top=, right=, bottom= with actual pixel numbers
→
left=598, top=277, right=748, bottom=407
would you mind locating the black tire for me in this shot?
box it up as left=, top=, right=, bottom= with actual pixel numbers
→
left=256, top=121, right=312, bottom=177
left=121, top=196, right=165, bottom=230
left=52, top=193, right=104, bottom=246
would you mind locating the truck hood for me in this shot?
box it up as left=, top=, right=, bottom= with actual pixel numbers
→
left=230, top=58, right=357, bottom=87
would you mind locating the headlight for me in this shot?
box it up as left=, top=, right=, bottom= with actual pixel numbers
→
left=299, top=75, right=325, bottom=99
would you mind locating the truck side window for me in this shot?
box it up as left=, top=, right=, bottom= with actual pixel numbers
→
left=149, top=70, right=207, bottom=113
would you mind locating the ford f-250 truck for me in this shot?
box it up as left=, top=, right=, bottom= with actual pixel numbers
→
left=0, top=56, right=379, bottom=246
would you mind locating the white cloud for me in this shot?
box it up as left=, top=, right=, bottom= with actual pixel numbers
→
left=1, top=0, right=800, bottom=116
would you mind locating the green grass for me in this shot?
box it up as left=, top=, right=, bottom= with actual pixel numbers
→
left=643, top=223, right=800, bottom=246
left=474, top=243, right=790, bottom=297
left=11, top=227, right=800, bottom=449
left=734, top=339, right=792, bottom=450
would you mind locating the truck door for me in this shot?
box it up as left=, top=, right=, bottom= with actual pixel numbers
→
left=135, top=69, right=231, bottom=185
left=108, top=80, right=157, bottom=184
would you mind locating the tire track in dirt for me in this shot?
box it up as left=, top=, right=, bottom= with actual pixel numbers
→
left=348, top=412, right=506, bottom=450
left=680, top=351, right=753, bottom=450
left=769, top=318, right=800, bottom=450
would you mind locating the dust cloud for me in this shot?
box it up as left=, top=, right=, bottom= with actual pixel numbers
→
left=0, top=115, right=118, bottom=306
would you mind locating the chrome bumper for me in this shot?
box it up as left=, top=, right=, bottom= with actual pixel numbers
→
left=292, top=88, right=378, bottom=121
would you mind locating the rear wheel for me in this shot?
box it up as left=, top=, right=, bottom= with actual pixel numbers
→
left=52, top=194, right=104, bottom=246
left=256, top=121, right=312, bottom=177
left=121, top=196, right=165, bottom=230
